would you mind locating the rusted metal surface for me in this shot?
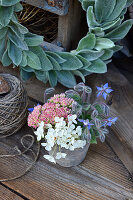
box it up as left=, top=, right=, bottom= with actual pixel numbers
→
left=22, top=0, right=69, bottom=16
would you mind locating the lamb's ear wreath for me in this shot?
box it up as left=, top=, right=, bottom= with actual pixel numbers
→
left=0, top=0, right=133, bottom=88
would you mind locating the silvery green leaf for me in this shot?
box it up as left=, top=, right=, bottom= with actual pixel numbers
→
left=76, top=55, right=91, bottom=69
left=25, top=32, right=43, bottom=46
left=11, top=20, right=28, bottom=34
left=58, top=52, right=83, bottom=70
left=87, top=6, right=99, bottom=28
left=14, top=3, right=23, bottom=12
left=21, top=66, right=35, bottom=72
left=106, top=0, right=127, bottom=21
left=20, top=51, right=27, bottom=67
left=95, top=38, right=115, bottom=51
left=86, top=59, right=107, bottom=73
left=105, top=20, right=133, bottom=42
left=0, top=0, right=20, bottom=6
left=82, top=0, right=95, bottom=11
left=26, top=51, right=42, bottom=70
left=95, top=0, right=116, bottom=22
left=77, top=33, right=96, bottom=51
left=57, top=71, right=77, bottom=88
left=29, top=46, right=53, bottom=71
left=35, top=71, right=48, bottom=84
left=8, top=29, right=28, bottom=50
left=48, top=70, right=57, bottom=87
left=126, top=0, right=133, bottom=7
left=72, top=70, right=85, bottom=83
left=0, top=6, right=13, bottom=26
left=100, top=49, right=114, bottom=61
left=91, top=27, right=105, bottom=37
left=2, top=49, right=12, bottom=66
left=79, top=69, right=92, bottom=76
left=47, top=55, right=61, bottom=71
left=77, top=49, right=104, bottom=61
left=8, top=23, right=24, bottom=40
left=111, top=45, right=123, bottom=52
left=0, top=38, right=5, bottom=60
left=46, top=51, right=66, bottom=64
left=0, top=27, right=7, bottom=40
left=20, top=69, right=33, bottom=81
left=8, top=40, right=22, bottom=66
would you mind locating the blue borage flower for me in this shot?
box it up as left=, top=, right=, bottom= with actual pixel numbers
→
left=28, top=103, right=40, bottom=112
left=102, top=117, right=118, bottom=127
left=96, top=83, right=113, bottom=100
left=78, top=119, right=94, bottom=130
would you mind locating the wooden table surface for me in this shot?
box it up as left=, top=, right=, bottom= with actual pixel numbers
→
left=0, top=64, right=133, bottom=200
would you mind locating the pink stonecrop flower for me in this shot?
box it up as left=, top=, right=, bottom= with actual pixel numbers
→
left=28, top=94, right=74, bottom=129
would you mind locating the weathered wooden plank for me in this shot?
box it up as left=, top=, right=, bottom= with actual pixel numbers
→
left=57, top=0, right=82, bottom=50
left=0, top=184, right=23, bottom=200
left=0, top=125, right=133, bottom=200
left=22, top=0, right=69, bottom=16
left=85, top=64, right=133, bottom=178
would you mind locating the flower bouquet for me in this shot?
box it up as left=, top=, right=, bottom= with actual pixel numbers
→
left=28, top=83, right=117, bottom=167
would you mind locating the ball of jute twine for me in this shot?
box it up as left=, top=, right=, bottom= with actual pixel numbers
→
left=0, top=73, right=28, bottom=138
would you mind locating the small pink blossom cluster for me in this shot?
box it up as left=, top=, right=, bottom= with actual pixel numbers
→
left=28, top=94, right=74, bottom=129
left=49, top=93, right=74, bottom=108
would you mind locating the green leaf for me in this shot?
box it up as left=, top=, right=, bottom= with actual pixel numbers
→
left=20, top=68, right=33, bottom=81
left=72, top=70, right=85, bottom=83
left=0, top=0, right=20, bottom=6
left=77, top=34, right=96, bottom=51
left=2, top=49, right=12, bottom=66
left=8, top=23, right=24, bottom=40
left=87, top=6, right=99, bottom=28
left=79, top=69, right=92, bottom=76
left=21, top=66, right=35, bottom=72
left=106, top=0, right=127, bottom=21
left=46, top=51, right=66, bottom=64
left=14, top=3, right=23, bottom=12
left=105, top=20, right=133, bottom=42
left=95, top=38, right=115, bottom=51
left=0, top=38, right=6, bottom=60
left=91, top=27, right=105, bottom=37
left=35, top=71, right=48, bottom=84
left=77, top=49, right=104, bottom=61
left=8, top=41, right=22, bottom=66
left=95, top=0, right=116, bottom=22
left=26, top=51, right=42, bottom=70
left=20, top=51, right=27, bottom=67
left=83, top=0, right=95, bottom=10
left=47, top=55, right=61, bottom=71
left=111, top=45, right=123, bottom=52
left=126, top=0, right=133, bottom=7
left=11, top=20, right=28, bottom=34
left=48, top=70, right=57, bottom=87
left=0, top=6, right=13, bottom=26
left=24, top=32, right=43, bottom=46
left=76, top=55, right=91, bottom=69
left=86, top=59, right=107, bottom=73
left=90, top=135, right=97, bottom=144
left=57, top=71, right=77, bottom=88
left=58, top=52, right=83, bottom=70
left=0, top=27, right=7, bottom=39
left=8, top=29, right=28, bottom=50
left=100, top=49, right=113, bottom=60
left=29, top=46, right=53, bottom=71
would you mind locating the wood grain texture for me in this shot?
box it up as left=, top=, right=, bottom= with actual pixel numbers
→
left=0, top=185, right=23, bottom=200
left=0, top=126, right=133, bottom=200
left=58, top=0, right=82, bottom=50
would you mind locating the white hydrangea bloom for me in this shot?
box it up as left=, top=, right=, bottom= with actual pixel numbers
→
left=56, top=152, right=67, bottom=159
left=41, top=115, right=87, bottom=163
left=34, top=121, right=44, bottom=141
left=43, top=155, right=56, bottom=163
